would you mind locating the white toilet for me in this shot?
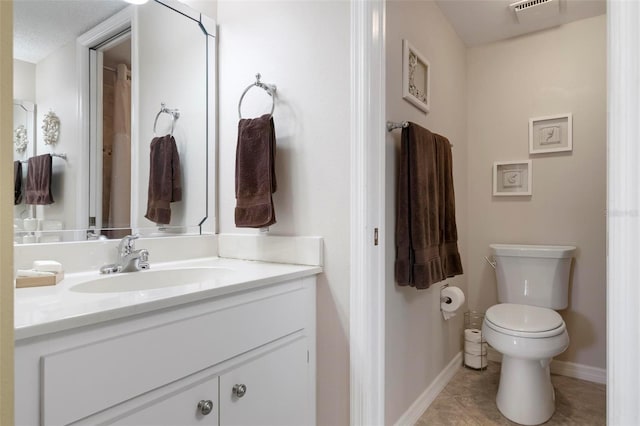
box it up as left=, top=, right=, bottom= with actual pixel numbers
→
left=482, top=243, right=575, bottom=425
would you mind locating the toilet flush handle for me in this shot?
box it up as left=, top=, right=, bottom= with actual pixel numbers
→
left=484, top=256, right=496, bottom=269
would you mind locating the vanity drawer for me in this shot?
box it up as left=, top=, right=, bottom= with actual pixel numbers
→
left=41, top=282, right=307, bottom=425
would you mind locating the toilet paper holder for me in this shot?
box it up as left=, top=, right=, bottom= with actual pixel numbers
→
left=440, top=283, right=452, bottom=304
left=439, top=284, right=465, bottom=321
left=441, top=296, right=453, bottom=304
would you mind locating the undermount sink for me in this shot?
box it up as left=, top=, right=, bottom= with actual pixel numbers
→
left=70, top=267, right=235, bottom=293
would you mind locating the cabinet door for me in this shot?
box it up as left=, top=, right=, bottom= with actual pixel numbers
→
left=220, top=338, right=311, bottom=426
left=107, top=374, right=219, bottom=426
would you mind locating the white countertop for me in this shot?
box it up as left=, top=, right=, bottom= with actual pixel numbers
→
left=15, top=257, right=322, bottom=340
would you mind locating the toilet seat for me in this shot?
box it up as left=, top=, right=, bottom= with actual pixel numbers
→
left=485, top=303, right=565, bottom=339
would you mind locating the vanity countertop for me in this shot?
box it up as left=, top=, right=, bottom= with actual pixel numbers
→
left=14, top=257, right=322, bottom=340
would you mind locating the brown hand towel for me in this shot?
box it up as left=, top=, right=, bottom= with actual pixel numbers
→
left=235, top=114, right=277, bottom=228
left=434, top=133, right=463, bottom=279
left=395, top=123, right=462, bottom=289
left=25, top=154, right=54, bottom=205
left=14, top=161, right=23, bottom=205
left=144, top=135, right=182, bottom=225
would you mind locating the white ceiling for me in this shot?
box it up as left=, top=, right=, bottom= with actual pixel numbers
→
left=14, top=0, right=607, bottom=64
left=13, top=0, right=128, bottom=64
left=435, top=0, right=606, bottom=47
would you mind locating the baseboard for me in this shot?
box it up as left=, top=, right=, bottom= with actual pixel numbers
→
left=394, top=352, right=462, bottom=426
left=550, top=360, right=606, bottom=384
left=486, top=347, right=605, bottom=385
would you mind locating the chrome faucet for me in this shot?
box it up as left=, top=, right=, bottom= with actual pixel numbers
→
left=100, top=234, right=150, bottom=274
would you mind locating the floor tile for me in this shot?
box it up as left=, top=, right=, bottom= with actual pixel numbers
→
left=416, top=362, right=606, bottom=425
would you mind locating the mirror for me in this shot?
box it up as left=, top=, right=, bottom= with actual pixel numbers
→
left=12, top=0, right=216, bottom=243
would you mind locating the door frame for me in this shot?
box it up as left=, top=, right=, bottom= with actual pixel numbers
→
left=349, top=1, right=386, bottom=425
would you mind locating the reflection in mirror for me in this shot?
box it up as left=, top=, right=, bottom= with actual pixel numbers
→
left=12, top=0, right=216, bottom=243
left=93, top=32, right=132, bottom=239
left=12, top=99, right=36, bottom=240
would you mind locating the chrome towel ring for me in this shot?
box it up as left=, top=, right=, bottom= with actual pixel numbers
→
left=153, top=103, right=180, bottom=137
left=238, top=73, right=277, bottom=119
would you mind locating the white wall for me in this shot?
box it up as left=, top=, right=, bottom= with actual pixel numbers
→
left=466, top=15, right=607, bottom=369
left=13, top=59, right=35, bottom=102
left=216, top=2, right=350, bottom=424
left=34, top=41, right=79, bottom=233
left=179, top=0, right=216, bottom=20
left=385, top=1, right=468, bottom=423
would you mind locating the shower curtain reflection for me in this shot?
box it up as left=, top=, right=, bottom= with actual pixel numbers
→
left=104, top=64, right=131, bottom=239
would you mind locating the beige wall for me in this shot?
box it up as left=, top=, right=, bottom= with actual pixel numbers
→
left=385, top=1, right=468, bottom=423
left=466, top=15, right=606, bottom=369
left=1, top=1, right=14, bottom=424
left=216, top=2, right=351, bottom=424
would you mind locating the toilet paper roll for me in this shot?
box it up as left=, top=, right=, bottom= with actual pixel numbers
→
left=465, top=341, right=488, bottom=356
left=22, top=235, right=36, bottom=244
left=464, top=328, right=486, bottom=343
left=23, top=218, right=38, bottom=232
left=441, top=286, right=465, bottom=320
left=464, top=352, right=488, bottom=370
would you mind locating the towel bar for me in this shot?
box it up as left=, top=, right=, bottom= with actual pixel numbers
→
left=386, top=121, right=409, bottom=131
left=386, top=120, right=454, bottom=146
left=21, top=153, right=67, bottom=164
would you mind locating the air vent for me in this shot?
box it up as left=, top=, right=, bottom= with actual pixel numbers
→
left=510, top=0, right=560, bottom=25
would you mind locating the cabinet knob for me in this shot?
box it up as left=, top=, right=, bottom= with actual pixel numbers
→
left=233, top=384, right=247, bottom=398
left=197, top=399, right=214, bottom=415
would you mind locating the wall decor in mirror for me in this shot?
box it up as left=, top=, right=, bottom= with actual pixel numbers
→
left=12, top=0, right=216, bottom=243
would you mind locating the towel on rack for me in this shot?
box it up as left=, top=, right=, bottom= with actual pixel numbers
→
left=144, top=135, right=182, bottom=224
left=25, top=154, right=54, bottom=205
left=14, top=161, right=23, bottom=205
left=235, top=114, right=277, bottom=228
left=395, top=123, right=463, bottom=289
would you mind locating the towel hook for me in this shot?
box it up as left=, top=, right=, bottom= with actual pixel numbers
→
left=153, top=102, right=180, bottom=137
left=238, top=73, right=277, bottom=120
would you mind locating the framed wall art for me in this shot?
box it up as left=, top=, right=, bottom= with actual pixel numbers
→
left=493, top=160, right=532, bottom=196
left=529, top=113, right=572, bottom=154
left=402, top=39, right=430, bottom=113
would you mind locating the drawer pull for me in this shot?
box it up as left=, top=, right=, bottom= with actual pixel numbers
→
left=197, top=399, right=214, bottom=415
left=233, top=384, right=247, bottom=398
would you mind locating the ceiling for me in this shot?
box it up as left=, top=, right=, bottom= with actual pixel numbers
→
left=14, top=0, right=607, bottom=64
left=13, top=0, right=128, bottom=64
left=435, top=0, right=606, bottom=47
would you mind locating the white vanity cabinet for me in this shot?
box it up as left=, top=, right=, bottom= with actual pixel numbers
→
left=219, top=337, right=310, bottom=425
left=15, top=276, right=316, bottom=426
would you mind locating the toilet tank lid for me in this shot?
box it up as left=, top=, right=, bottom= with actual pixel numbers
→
left=490, top=244, right=576, bottom=258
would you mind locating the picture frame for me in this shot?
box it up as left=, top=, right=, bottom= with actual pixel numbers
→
left=529, top=113, right=572, bottom=154
left=493, top=160, right=532, bottom=196
left=402, top=39, right=430, bottom=113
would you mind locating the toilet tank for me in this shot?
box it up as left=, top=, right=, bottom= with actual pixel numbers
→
left=490, top=244, right=576, bottom=310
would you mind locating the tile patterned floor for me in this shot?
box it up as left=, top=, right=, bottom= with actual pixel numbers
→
left=416, top=362, right=606, bottom=425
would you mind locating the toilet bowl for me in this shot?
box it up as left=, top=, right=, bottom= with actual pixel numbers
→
left=482, top=303, right=569, bottom=425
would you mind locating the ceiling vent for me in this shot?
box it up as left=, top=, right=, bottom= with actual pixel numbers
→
left=510, top=0, right=560, bottom=25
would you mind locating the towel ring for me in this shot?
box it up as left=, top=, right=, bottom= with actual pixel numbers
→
left=238, top=73, right=277, bottom=119
left=153, top=103, right=180, bottom=136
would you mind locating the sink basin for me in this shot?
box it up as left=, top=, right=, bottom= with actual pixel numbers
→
left=70, top=267, right=235, bottom=293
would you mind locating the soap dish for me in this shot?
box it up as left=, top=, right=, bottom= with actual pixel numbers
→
left=16, top=272, right=65, bottom=288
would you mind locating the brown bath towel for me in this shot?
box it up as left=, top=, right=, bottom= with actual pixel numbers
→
left=235, top=114, right=277, bottom=228
left=25, top=154, right=54, bottom=205
left=144, top=135, right=182, bottom=224
left=14, top=161, right=23, bottom=205
left=395, top=123, right=463, bottom=289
